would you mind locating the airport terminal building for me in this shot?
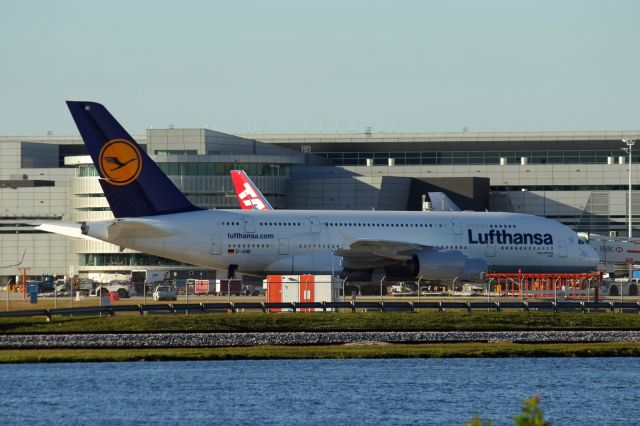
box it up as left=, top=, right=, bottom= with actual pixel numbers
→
left=1, top=127, right=638, bottom=282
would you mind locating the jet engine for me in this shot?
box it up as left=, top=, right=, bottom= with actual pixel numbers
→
left=411, top=250, right=486, bottom=281
left=458, top=257, right=487, bottom=281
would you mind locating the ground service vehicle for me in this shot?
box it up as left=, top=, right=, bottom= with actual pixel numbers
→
left=216, top=279, right=242, bottom=296
left=153, top=285, right=177, bottom=301
left=191, top=279, right=212, bottom=294
left=93, top=281, right=135, bottom=298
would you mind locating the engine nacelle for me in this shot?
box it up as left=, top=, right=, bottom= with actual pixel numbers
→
left=412, top=250, right=465, bottom=280
left=459, top=257, right=487, bottom=281
left=412, top=251, right=486, bottom=281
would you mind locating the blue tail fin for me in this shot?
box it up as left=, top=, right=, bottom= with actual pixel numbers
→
left=66, top=101, right=202, bottom=218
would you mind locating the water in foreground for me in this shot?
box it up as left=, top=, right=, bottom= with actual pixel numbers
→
left=1, top=358, right=637, bottom=425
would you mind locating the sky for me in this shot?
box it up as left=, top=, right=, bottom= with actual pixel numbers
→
left=1, top=0, right=639, bottom=135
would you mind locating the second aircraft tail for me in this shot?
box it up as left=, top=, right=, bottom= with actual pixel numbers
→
left=230, top=170, right=273, bottom=210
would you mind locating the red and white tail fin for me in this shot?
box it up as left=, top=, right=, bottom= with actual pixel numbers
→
left=230, top=170, right=273, bottom=210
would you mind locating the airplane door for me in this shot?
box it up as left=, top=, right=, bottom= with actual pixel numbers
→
left=243, top=217, right=255, bottom=233
left=310, top=216, right=320, bottom=233
left=211, top=238, right=222, bottom=255
left=451, top=217, right=462, bottom=235
left=279, top=238, right=289, bottom=255
left=558, top=241, right=568, bottom=258
left=485, top=244, right=496, bottom=257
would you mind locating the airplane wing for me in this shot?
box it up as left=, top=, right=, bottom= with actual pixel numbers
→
left=35, top=221, right=100, bottom=241
left=334, top=239, right=429, bottom=268
left=428, top=192, right=461, bottom=211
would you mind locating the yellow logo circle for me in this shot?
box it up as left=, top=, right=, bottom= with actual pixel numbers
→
left=98, top=139, right=142, bottom=186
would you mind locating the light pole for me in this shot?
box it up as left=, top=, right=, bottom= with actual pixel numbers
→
left=622, top=139, right=635, bottom=238
left=173, top=271, right=177, bottom=297
left=623, top=139, right=635, bottom=306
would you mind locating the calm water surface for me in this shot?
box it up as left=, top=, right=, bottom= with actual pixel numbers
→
left=0, top=358, right=638, bottom=425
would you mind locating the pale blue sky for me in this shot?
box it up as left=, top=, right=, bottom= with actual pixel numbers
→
left=1, top=0, right=639, bottom=135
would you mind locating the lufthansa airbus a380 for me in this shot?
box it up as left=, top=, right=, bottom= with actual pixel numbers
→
left=38, top=101, right=599, bottom=281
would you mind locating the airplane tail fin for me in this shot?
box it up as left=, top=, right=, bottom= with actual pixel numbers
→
left=66, top=101, right=202, bottom=218
left=230, top=170, right=273, bottom=210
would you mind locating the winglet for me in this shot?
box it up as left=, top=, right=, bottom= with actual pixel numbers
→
left=66, top=101, right=202, bottom=218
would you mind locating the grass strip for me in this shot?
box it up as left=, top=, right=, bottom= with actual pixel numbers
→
left=2, top=311, right=640, bottom=334
left=1, top=342, right=640, bottom=363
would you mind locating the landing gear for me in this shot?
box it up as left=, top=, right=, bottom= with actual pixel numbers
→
left=227, top=264, right=238, bottom=279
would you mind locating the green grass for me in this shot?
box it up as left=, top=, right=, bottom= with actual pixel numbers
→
left=3, top=311, right=640, bottom=363
left=2, top=311, right=640, bottom=334
left=1, top=342, right=639, bottom=363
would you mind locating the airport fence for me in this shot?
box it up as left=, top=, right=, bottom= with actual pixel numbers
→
left=0, top=300, right=637, bottom=320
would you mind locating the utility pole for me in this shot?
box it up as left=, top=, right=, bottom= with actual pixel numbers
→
left=623, top=139, right=635, bottom=238
left=623, top=139, right=636, bottom=305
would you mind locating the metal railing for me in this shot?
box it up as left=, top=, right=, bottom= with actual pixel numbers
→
left=0, top=300, right=637, bottom=320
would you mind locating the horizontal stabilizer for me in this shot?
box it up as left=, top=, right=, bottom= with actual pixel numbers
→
left=35, top=222, right=99, bottom=241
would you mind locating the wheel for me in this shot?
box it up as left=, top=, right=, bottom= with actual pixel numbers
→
left=609, top=285, right=619, bottom=296
left=117, top=288, right=129, bottom=298
left=629, top=284, right=638, bottom=296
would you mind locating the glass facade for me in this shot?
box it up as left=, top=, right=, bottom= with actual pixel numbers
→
left=154, top=149, right=197, bottom=155
left=79, top=163, right=290, bottom=177
left=81, top=253, right=186, bottom=266
left=321, top=150, right=640, bottom=166
left=157, top=162, right=289, bottom=176
left=492, top=185, right=640, bottom=191
left=79, top=164, right=99, bottom=176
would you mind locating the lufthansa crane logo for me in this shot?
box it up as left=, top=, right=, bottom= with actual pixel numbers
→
left=98, top=139, right=142, bottom=186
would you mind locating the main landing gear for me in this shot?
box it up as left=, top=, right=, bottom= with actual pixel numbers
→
left=227, top=264, right=238, bottom=279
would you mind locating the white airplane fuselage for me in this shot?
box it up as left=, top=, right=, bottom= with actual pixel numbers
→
left=85, top=209, right=599, bottom=277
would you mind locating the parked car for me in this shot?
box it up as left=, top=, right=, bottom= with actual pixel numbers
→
left=153, top=285, right=177, bottom=301
left=244, top=285, right=266, bottom=296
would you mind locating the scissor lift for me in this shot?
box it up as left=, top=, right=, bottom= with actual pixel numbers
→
left=486, top=272, right=601, bottom=300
